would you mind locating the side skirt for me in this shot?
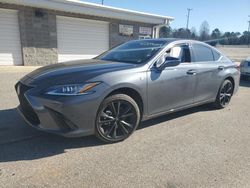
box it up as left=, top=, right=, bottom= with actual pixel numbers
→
left=141, top=98, right=215, bottom=121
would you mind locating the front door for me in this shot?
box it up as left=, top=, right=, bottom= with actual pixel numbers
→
left=147, top=44, right=197, bottom=115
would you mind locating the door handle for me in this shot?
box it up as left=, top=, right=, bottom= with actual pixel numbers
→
left=218, top=66, right=225, bottom=70
left=187, top=69, right=197, bottom=75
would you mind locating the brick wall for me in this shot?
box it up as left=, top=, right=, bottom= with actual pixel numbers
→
left=18, top=8, right=58, bottom=66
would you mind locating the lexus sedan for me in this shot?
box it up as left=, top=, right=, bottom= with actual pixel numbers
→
left=16, top=39, right=240, bottom=143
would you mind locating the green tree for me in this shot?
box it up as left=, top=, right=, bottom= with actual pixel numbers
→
left=172, top=28, right=191, bottom=39
left=210, top=28, right=221, bottom=46
left=159, top=26, right=172, bottom=38
left=239, top=31, right=250, bottom=45
left=220, top=32, right=241, bottom=45
left=220, top=32, right=231, bottom=45
left=211, top=28, right=221, bottom=39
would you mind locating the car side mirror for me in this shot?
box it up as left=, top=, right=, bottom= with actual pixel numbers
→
left=155, top=56, right=181, bottom=70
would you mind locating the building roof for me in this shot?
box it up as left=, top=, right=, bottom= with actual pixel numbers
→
left=1, top=0, right=174, bottom=24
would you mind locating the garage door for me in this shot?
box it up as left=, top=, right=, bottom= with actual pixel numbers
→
left=0, top=9, right=22, bottom=65
left=57, top=16, right=109, bottom=63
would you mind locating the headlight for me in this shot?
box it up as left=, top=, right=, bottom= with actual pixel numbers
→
left=45, top=82, right=101, bottom=96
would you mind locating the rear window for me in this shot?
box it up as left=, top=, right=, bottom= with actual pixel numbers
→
left=212, top=49, right=221, bottom=61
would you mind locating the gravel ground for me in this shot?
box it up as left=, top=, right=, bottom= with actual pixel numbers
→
left=0, top=67, right=250, bottom=188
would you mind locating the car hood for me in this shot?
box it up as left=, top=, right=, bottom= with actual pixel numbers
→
left=21, top=59, right=138, bottom=86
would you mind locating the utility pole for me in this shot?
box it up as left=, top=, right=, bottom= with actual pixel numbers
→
left=248, top=15, right=250, bottom=48
left=186, top=8, right=192, bottom=38
left=186, top=8, right=192, bottom=30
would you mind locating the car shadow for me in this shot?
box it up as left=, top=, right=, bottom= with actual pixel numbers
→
left=0, top=108, right=105, bottom=162
left=0, top=104, right=217, bottom=162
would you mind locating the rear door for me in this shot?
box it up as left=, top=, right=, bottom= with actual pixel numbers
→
left=191, top=43, right=222, bottom=103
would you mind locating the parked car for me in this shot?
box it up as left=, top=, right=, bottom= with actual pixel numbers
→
left=15, top=39, right=240, bottom=143
left=240, top=57, right=250, bottom=79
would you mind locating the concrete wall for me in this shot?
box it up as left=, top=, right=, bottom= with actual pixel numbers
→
left=0, top=2, right=155, bottom=66
left=18, top=8, right=58, bottom=66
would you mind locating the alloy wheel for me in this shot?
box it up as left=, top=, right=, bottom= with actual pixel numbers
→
left=219, top=81, right=233, bottom=107
left=97, top=99, right=137, bottom=141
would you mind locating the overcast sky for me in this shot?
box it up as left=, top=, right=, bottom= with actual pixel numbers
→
left=82, top=0, right=250, bottom=33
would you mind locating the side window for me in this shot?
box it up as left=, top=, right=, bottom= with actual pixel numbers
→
left=180, top=45, right=191, bottom=63
left=192, top=44, right=214, bottom=62
left=212, top=49, right=221, bottom=61
left=168, top=44, right=191, bottom=63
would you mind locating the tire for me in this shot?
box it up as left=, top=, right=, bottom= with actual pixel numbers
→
left=214, top=79, right=234, bottom=109
left=95, top=94, right=140, bottom=143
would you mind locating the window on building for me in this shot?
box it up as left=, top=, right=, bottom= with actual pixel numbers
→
left=139, top=35, right=151, bottom=40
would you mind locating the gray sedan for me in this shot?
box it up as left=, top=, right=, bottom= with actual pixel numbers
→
left=15, top=39, right=240, bottom=143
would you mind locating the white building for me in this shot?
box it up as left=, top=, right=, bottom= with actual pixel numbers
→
left=0, top=0, right=174, bottom=65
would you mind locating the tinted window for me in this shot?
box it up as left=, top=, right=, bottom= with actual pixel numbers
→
left=168, top=45, right=191, bottom=63
left=192, top=44, right=214, bottom=62
left=212, top=49, right=221, bottom=61
left=180, top=45, right=191, bottom=62
left=96, top=40, right=168, bottom=64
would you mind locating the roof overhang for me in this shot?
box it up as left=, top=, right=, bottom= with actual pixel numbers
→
left=0, top=0, right=174, bottom=24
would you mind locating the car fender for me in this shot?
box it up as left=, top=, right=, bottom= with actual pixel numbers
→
left=99, top=82, right=147, bottom=116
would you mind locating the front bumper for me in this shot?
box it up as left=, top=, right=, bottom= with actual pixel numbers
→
left=15, top=81, right=105, bottom=137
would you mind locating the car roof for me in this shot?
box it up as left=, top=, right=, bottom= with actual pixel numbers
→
left=138, top=38, right=210, bottom=46
left=138, top=38, right=223, bottom=56
left=131, top=38, right=219, bottom=53
left=137, top=38, right=181, bottom=43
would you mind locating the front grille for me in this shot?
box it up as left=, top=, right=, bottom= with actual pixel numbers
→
left=16, top=82, right=40, bottom=125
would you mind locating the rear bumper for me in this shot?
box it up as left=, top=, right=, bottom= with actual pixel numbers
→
left=234, top=73, right=240, bottom=95
left=16, top=82, right=105, bottom=138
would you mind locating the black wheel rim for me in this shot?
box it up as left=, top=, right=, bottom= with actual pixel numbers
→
left=97, top=100, right=137, bottom=140
left=220, top=82, right=233, bottom=106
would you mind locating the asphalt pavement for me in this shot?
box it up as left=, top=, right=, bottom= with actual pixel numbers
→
left=0, top=67, right=250, bottom=188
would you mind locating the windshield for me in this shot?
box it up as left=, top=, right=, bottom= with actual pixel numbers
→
left=96, top=40, right=168, bottom=64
